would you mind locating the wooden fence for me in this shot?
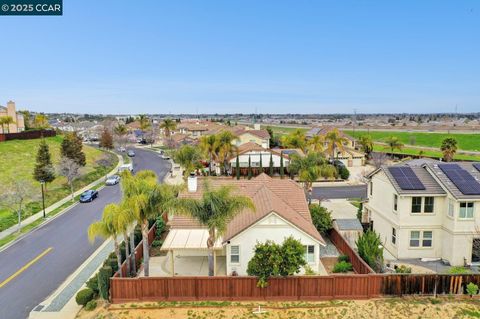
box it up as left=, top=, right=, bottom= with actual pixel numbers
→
left=329, top=228, right=375, bottom=274
left=110, top=274, right=480, bottom=303
left=0, top=129, right=56, bottom=142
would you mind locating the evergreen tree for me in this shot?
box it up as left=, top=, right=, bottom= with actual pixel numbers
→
left=269, top=153, right=274, bottom=176
left=61, top=132, right=86, bottom=166
left=248, top=155, right=252, bottom=180
left=280, top=152, right=285, bottom=179
left=34, top=138, right=55, bottom=187
left=236, top=154, right=240, bottom=180
left=99, top=128, right=114, bottom=149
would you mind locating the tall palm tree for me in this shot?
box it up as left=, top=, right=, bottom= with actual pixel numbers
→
left=441, top=137, right=458, bottom=162
left=121, top=170, right=179, bottom=276
left=384, top=136, right=404, bottom=154
left=0, top=116, right=15, bottom=133
left=299, top=166, right=321, bottom=204
left=138, top=114, right=151, bottom=131
left=307, top=135, right=324, bottom=153
left=216, top=131, right=237, bottom=175
left=159, top=118, right=177, bottom=138
left=199, top=135, right=219, bottom=175
left=324, top=129, right=347, bottom=161
left=88, top=204, right=124, bottom=277
left=281, top=129, right=307, bottom=151
left=358, top=135, right=374, bottom=157
left=173, top=145, right=202, bottom=177
left=174, top=183, right=255, bottom=276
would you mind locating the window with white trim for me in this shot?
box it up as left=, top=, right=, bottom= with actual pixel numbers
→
left=423, top=197, right=434, bottom=213
left=230, top=245, right=240, bottom=263
left=409, top=230, right=433, bottom=248
left=459, top=202, right=474, bottom=219
left=393, top=194, right=398, bottom=212
left=304, top=245, right=315, bottom=263
left=411, top=197, right=422, bottom=213
left=392, top=228, right=397, bottom=245
left=448, top=199, right=454, bottom=218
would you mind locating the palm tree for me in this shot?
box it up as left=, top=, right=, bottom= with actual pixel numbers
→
left=281, top=129, right=307, bottom=151
left=358, top=135, right=374, bottom=157
left=173, top=145, right=202, bottom=177
left=121, top=170, right=179, bottom=276
left=0, top=116, right=15, bottom=133
left=216, top=131, right=237, bottom=175
left=159, top=118, right=177, bottom=138
left=174, top=183, right=255, bottom=276
left=88, top=204, right=124, bottom=277
left=307, top=135, right=324, bottom=153
left=299, top=166, right=321, bottom=204
left=441, top=137, right=458, bottom=162
left=384, top=136, right=404, bottom=154
left=138, top=114, right=151, bottom=131
left=199, top=135, right=219, bottom=175
left=324, top=129, right=347, bottom=161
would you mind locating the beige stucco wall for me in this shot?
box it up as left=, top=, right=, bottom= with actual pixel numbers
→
left=367, top=170, right=480, bottom=266
left=1, top=101, right=25, bottom=133
left=235, top=133, right=269, bottom=148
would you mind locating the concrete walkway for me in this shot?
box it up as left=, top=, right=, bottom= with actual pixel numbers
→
left=0, top=153, right=123, bottom=242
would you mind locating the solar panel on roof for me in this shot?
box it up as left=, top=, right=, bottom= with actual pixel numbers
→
left=388, top=167, right=426, bottom=190
left=438, top=164, right=480, bottom=195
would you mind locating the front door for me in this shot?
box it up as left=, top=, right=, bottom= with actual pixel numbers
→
left=472, top=238, right=480, bottom=264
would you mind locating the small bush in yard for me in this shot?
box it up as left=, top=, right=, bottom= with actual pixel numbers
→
left=332, top=261, right=353, bottom=273
left=76, top=288, right=94, bottom=306
left=338, top=166, right=350, bottom=180
left=98, top=266, right=112, bottom=300
left=152, top=239, right=163, bottom=247
left=84, top=300, right=97, bottom=311
left=356, top=230, right=383, bottom=272
left=309, top=204, right=333, bottom=234
left=394, top=265, right=412, bottom=274
left=449, top=266, right=471, bottom=274
left=338, top=254, right=350, bottom=263
left=466, top=282, right=479, bottom=297
left=86, top=274, right=99, bottom=295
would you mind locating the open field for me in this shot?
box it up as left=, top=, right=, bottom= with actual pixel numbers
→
left=77, top=298, right=480, bottom=319
left=0, top=136, right=117, bottom=231
left=261, top=125, right=308, bottom=136
left=345, top=130, right=480, bottom=152
left=372, top=145, right=480, bottom=162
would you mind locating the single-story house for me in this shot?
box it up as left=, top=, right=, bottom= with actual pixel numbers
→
left=162, top=173, right=327, bottom=276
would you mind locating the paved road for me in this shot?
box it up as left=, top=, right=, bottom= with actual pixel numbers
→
left=0, top=148, right=170, bottom=319
left=312, top=185, right=367, bottom=200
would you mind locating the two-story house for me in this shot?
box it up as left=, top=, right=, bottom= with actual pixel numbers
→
left=365, top=159, right=480, bottom=266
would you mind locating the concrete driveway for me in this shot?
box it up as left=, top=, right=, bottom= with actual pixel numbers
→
left=312, top=185, right=367, bottom=200
left=143, top=255, right=227, bottom=276
left=321, top=199, right=358, bottom=219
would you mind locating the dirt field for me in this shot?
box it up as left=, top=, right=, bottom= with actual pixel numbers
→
left=77, top=298, right=480, bottom=319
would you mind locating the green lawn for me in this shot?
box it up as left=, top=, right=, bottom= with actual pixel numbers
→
left=372, top=145, right=480, bottom=161
left=345, top=130, right=480, bottom=152
left=0, top=136, right=118, bottom=232
left=261, top=125, right=308, bottom=136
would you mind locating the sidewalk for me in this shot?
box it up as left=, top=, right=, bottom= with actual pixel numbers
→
left=0, top=153, right=123, bottom=242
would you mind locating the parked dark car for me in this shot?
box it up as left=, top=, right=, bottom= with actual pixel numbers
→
left=79, top=190, right=99, bottom=203
left=127, top=150, right=136, bottom=157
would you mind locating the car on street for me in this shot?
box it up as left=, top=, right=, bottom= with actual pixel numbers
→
left=118, top=163, right=134, bottom=173
left=105, top=175, right=121, bottom=185
left=127, top=150, right=136, bottom=157
left=79, top=189, right=99, bottom=203
left=118, top=146, right=126, bottom=152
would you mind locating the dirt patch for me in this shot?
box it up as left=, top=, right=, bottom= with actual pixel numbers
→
left=76, top=297, right=480, bottom=319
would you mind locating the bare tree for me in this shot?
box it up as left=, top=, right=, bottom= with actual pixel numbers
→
left=370, top=152, right=389, bottom=169
left=0, top=179, right=38, bottom=232
left=58, top=157, right=81, bottom=201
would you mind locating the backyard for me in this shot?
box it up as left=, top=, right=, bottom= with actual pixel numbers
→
left=0, top=136, right=118, bottom=231
left=76, top=298, right=480, bottom=319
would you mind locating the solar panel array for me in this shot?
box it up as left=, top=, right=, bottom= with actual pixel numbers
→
left=438, top=164, right=480, bottom=195
left=473, top=163, right=480, bottom=173
left=388, top=167, right=426, bottom=190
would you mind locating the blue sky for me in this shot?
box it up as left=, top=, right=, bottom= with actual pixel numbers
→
left=1, top=1, right=479, bottom=114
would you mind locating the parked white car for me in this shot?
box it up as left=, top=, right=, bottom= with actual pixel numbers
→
left=118, top=163, right=133, bottom=173
left=105, top=175, right=121, bottom=185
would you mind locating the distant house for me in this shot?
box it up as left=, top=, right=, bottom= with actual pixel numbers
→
left=234, top=128, right=271, bottom=149
left=162, top=174, right=326, bottom=276
left=0, top=100, right=25, bottom=133
left=365, top=159, right=480, bottom=266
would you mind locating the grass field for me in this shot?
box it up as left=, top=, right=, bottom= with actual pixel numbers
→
left=345, top=130, right=480, bottom=152
left=0, top=136, right=117, bottom=232
left=372, top=145, right=480, bottom=161
left=261, top=125, right=308, bottom=136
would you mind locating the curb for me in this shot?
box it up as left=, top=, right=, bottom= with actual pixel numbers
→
left=0, top=152, right=122, bottom=251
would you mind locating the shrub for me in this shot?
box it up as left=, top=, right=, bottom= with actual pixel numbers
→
left=247, top=236, right=306, bottom=288
left=332, top=261, right=353, bottom=273
left=394, top=265, right=412, bottom=274
left=98, top=266, right=112, bottom=300
left=304, top=265, right=316, bottom=275
left=356, top=202, right=363, bottom=221
left=356, top=230, right=383, bottom=272
left=86, top=274, right=99, bottom=296
left=466, top=282, right=479, bottom=297
left=84, top=300, right=97, bottom=311
left=152, top=239, right=163, bottom=248
left=155, top=216, right=166, bottom=238
left=338, top=254, right=350, bottom=263
left=76, top=288, right=94, bottom=306
left=103, top=256, right=119, bottom=272
left=338, top=166, right=350, bottom=180
left=309, top=204, right=333, bottom=234
left=448, top=266, right=471, bottom=274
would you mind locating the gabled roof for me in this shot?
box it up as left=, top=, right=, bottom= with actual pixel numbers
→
left=170, top=174, right=325, bottom=245
left=238, top=129, right=270, bottom=139
left=229, top=143, right=290, bottom=161
left=306, top=126, right=353, bottom=141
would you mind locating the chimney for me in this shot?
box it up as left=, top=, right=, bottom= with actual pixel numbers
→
left=187, top=172, right=197, bottom=192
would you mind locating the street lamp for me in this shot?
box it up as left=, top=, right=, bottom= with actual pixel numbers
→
left=40, top=180, right=46, bottom=219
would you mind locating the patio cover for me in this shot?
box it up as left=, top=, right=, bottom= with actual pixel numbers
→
left=161, top=229, right=223, bottom=251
